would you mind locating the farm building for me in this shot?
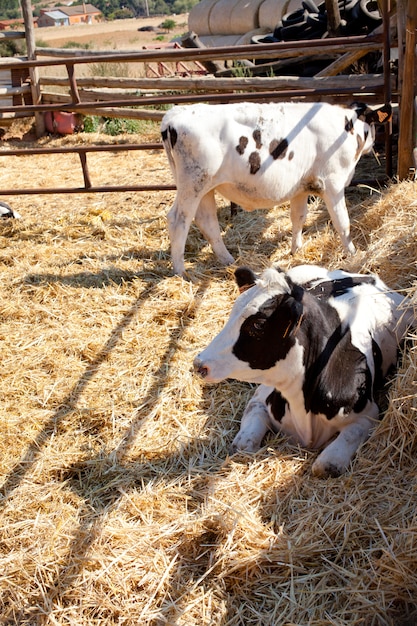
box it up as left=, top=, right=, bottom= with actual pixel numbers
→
left=37, top=3, right=101, bottom=28
left=0, top=18, right=32, bottom=30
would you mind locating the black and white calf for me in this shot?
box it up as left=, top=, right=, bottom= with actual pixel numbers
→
left=161, top=101, right=391, bottom=276
left=194, top=265, right=414, bottom=477
left=0, top=201, right=20, bottom=219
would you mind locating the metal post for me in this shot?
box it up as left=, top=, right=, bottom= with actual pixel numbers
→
left=382, top=0, right=393, bottom=178
left=78, top=152, right=92, bottom=188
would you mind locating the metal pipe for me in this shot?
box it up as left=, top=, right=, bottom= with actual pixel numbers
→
left=382, top=0, right=393, bottom=178
left=0, top=143, right=163, bottom=157
left=78, top=152, right=92, bottom=188
left=0, top=185, right=176, bottom=196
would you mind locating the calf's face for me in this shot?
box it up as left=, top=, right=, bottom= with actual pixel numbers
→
left=194, top=268, right=305, bottom=386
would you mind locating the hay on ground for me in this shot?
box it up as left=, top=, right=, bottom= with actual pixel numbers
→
left=0, top=126, right=416, bottom=625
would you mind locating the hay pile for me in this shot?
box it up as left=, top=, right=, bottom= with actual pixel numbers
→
left=0, top=124, right=416, bottom=625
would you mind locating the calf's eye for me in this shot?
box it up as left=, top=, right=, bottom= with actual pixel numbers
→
left=245, top=317, right=266, bottom=338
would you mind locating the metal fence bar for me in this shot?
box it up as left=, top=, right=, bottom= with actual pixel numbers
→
left=0, top=143, right=163, bottom=156
left=0, top=142, right=168, bottom=195
left=0, top=185, right=176, bottom=196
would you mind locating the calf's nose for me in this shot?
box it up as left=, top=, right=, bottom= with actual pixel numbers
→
left=193, top=357, right=209, bottom=378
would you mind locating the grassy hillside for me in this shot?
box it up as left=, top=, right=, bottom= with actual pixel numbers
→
left=0, top=0, right=197, bottom=20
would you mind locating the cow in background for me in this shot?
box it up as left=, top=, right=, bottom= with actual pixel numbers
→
left=161, top=101, right=391, bottom=276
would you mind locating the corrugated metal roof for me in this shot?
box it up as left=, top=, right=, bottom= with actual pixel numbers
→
left=42, top=10, right=68, bottom=20
left=56, top=4, right=100, bottom=15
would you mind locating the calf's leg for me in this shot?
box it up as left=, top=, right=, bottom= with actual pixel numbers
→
left=194, top=191, right=235, bottom=266
left=322, top=187, right=356, bottom=255
left=167, top=195, right=201, bottom=276
left=231, top=385, right=275, bottom=453
left=290, top=193, right=309, bottom=254
left=312, top=402, right=378, bottom=477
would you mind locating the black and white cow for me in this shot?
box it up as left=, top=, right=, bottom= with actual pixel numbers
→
left=161, top=101, right=391, bottom=276
left=0, top=201, right=20, bottom=219
left=194, top=265, right=414, bottom=477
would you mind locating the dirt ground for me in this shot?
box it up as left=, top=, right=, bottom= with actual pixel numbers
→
left=35, top=14, right=190, bottom=51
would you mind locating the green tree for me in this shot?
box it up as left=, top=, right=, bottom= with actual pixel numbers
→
left=172, top=0, right=198, bottom=13
left=160, top=18, right=176, bottom=32
left=148, top=0, right=169, bottom=16
left=0, top=0, right=198, bottom=21
left=0, top=39, right=23, bottom=56
left=0, top=0, right=20, bottom=20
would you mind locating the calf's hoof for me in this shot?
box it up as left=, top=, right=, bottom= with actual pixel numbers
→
left=312, top=458, right=345, bottom=478
left=230, top=434, right=261, bottom=455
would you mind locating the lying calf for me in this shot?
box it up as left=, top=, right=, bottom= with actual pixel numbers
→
left=194, top=265, right=414, bottom=477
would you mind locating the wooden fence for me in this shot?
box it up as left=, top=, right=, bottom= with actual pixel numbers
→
left=0, top=0, right=415, bottom=197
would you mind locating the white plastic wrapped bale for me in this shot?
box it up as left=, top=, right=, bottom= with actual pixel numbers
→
left=258, top=0, right=303, bottom=28
left=188, top=0, right=218, bottom=35
left=199, top=27, right=270, bottom=47
left=188, top=0, right=303, bottom=37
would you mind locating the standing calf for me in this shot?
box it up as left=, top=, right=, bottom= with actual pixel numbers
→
left=194, top=265, right=414, bottom=477
left=161, top=101, right=391, bottom=276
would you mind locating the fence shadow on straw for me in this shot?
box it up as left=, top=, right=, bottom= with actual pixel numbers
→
left=0, top=274, right=213, bottom=619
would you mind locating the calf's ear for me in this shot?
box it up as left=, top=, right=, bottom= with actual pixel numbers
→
left=282, top=297, right=304, bottom=338
left=365, top=104, right=392, bottom=125
left=235, top=266, right=257, bottom=293
left=276, top=281, right=304, bottom=337
left=349, top=102, right=392, bottom=125
left=349, top=101, right=368, bottom=118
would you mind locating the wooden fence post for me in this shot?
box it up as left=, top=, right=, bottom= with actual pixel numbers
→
left=20, top=0, right=45, bottom=136
left=325, top=0, right=342, bottom=36
left=414, top=96, right=417, bottom=177
left=397, top=0, right=417, bottom=179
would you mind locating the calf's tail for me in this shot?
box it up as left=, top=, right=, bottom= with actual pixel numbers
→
left=161, top=124, right=178, bottom=179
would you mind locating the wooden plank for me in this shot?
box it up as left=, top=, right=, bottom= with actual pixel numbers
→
left=0, top=31, right=25, bottom=39
left=38, top=73, right=388, bottom=92
left=20, top=0, right=45, bottom=136
left=315, top=49, right=378, bottom=77
left=397, top=0, right=417, bottom=179
left=325, top=0, right=342, bottom=36
left=34, top=41, right=383, bottom=64
left=28, top=35, right=383, bottom=67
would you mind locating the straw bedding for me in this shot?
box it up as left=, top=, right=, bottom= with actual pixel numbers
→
left=0, top=122, right=416, bottom=625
